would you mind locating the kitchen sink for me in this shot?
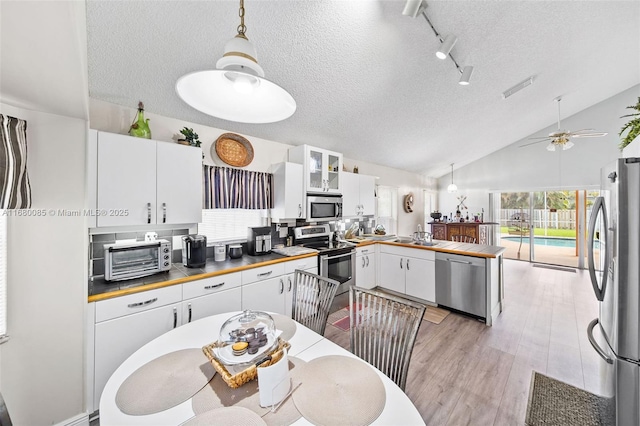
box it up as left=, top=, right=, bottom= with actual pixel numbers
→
left=395, top=236, right=415, bottom=244
left=413, top=241, right=437, bottom=247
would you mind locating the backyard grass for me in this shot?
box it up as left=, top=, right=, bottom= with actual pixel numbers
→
left=500, top=227, right=576, bottom=238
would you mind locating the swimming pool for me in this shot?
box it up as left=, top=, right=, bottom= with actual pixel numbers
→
left=502, top=236, right=577, bottom=248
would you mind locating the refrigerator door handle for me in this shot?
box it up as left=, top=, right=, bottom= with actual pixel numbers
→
left=587, top=196, right=609, bottom=301
left=587, top=318, right=613, bottom=364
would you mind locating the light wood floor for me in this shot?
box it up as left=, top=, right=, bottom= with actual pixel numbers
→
left=324, top=259, right=605, bottom=426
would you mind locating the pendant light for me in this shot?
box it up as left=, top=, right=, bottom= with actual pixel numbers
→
left=175, top=0, right=296, bottom=124
left=447, top=163, right=458, bottom=193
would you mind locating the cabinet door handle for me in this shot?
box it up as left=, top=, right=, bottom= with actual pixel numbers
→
left=162, top=202, right=167, bottom=223
left=406, top=259, right=410, bottom=270
left=400, top=258, right=403, bottom=269
left=298, top=204, right=302, bottom=218
left=188, top=303, right=192, bottom=323
left=288, top=277, right=292, bottom=292
left=279, top=278, right=284, bottom=294
left=362, top=257, right=365, bottom=268
left=204, top=282, right=224, bottom=290
left=147, top=202, right=151, bottom=224
left=173, top=307, right=178, bottom=329
left=366, top=256, right=369, bottom=267
left=258, top=271, right=273, bottom=278
left=127, top=297, right=157, bottom=308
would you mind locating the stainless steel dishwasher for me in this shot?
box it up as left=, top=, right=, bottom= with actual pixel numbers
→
left=435, top=252, right=486, bottom=318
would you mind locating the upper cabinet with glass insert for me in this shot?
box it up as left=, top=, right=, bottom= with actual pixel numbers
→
left=288, top=145, right=343, bottom=195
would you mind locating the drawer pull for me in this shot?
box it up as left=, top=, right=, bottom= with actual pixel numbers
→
left=366, top=256, right=369, bottom=267
left=127, top=297, right=158, bottom=308
left=407, top=259, right=410, bottom=270
left=173, top=307, right=178, bottom=329
left=279, top=278, right=284, bottom=294
left=188, top=303, right=192, bottom=323
left=258, top=271, right=273, bottom=278
left=204, top=283, right=225, bottom=290
left=288, top=277, right=292, bottom=292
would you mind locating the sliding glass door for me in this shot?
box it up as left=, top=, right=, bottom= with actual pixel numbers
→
left=498, top=190, right=595, bottom=269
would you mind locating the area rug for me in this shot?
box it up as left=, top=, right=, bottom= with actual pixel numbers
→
left=525, top=372, right=614, bottom=426
left=328, top=305, right=450, bottom=331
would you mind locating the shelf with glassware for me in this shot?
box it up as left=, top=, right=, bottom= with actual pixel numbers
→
left=429, top=222, right=499, bottom=245
left=288, top=144, right=343, bottom=194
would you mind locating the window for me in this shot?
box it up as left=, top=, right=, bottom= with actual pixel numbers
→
left=376, top=186, right=398, bottom=235
left=0, top=212, right=6, bottom=341
left=198, top=209, right=265, bottom=243
left=423, top=190, right=437, bottom=230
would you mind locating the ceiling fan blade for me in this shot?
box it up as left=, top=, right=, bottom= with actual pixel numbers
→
left=571, top=132, right=608, bottom=138
left=569, top=128, right=595, bottom=133
left=519, top=139, right=548, bottom=148
left=528, top=136, right=553, bottom=140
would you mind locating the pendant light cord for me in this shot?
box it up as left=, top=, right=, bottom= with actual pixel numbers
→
left=237, top=0, right=247, bottom=38
left=450, top=163, right=454, bottom=185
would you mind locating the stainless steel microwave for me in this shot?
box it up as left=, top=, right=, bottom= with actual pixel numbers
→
left=104, top=239, right=172, bottom=281
left=306, top=195, right=342, bottom=222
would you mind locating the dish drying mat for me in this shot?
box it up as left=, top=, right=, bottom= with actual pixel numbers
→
left=115, top=348, right=215, bottom=415
left=292, top=355, right=386, bottom=425
left=271, top=246, right=318, bottom=256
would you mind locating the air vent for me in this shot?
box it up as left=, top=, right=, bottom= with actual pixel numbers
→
left=502, top=76, right=534, bottom=99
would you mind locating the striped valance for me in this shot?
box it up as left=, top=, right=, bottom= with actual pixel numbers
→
left=203, top=165, right=273, bottom=209
left=0, top=115, right=31, bottom=209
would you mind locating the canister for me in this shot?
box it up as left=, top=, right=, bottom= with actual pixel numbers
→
left=214, top=244, right=226, bottom=262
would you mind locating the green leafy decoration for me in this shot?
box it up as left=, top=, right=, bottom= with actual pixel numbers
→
left=179, top=127, right=201, bottom=147
left=619, top=97, right=640, bottom=150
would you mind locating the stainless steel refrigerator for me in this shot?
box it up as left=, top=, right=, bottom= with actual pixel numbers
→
left=587, top=157, right=640, bottom=425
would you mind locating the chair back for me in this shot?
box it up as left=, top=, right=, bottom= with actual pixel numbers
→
left=292, top=270, right=340, bottom=335
left=348, top=286, right=426, bottom=391
left=0, top=392, right=12, bottom=426
left=451, top=235, right=476, bottom=243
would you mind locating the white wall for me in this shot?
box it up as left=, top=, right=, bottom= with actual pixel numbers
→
left=90, top=99, right=435, bottom=236
left=0, top=103, right=87, bottom=425
left=437, top=85, right=640, bottom=218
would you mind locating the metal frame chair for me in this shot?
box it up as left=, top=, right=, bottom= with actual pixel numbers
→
left=348, top=286, right=426, bottom=391
left=291, top=270, right=340, bottom=336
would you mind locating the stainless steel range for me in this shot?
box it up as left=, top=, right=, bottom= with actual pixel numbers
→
left=294, top=224, right=356, bottom=295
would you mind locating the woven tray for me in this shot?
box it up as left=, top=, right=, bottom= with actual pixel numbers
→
left=202, top=338, right=290, bottom=389
left=214, top=133, right=254, bottom=167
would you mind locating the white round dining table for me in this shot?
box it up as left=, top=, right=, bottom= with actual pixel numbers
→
left=99, top=311, right=425, bottom=425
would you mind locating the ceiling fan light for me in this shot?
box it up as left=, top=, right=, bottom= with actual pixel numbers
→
left=436, top=35, right=457, bottom=60
left=562, top=141, right=574, bottom=150
left=546, top=142, right=556, bottom=152
left=458, top=66, right=473, bottom=85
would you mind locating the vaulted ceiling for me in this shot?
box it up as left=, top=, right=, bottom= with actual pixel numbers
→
left=64, top=1, right=640, bottom=177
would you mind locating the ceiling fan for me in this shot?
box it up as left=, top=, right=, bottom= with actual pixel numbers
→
left=520, top=96, right=608, bottom=151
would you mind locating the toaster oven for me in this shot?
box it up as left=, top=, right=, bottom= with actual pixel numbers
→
left=104, top=239, right=172, bottom=281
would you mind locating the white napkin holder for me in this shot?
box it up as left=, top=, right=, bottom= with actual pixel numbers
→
left=257, top=348, right=290, bottom=408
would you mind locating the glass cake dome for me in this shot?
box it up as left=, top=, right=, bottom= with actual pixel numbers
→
left=216, top=310, right=279, bottom=365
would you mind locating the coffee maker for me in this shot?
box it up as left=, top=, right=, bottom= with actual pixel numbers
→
left=247, top=226, right=272, bottom=255
left=182, top=235, right=207, bottom=267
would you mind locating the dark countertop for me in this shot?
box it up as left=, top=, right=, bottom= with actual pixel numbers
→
left=88, top=252, right=315, bottom=301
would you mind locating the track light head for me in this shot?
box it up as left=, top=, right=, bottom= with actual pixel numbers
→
left=402, top=0, right=427, bottom=18
left=458, top=66, right=473, bottom=85
left=436, top=35, right=457, bottom=60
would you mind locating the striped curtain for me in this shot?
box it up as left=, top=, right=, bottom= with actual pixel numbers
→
left=0, top=115, right=31, bottom=209
left=203, top=165, right=273, bottom=209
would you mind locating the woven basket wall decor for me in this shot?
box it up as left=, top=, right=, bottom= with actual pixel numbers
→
left=214, top=133, right=254, bottom=167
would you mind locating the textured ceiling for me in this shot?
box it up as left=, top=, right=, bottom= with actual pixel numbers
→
left=86, top=0, right=640, bottom=178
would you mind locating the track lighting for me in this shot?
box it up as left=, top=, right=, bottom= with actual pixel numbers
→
left=402, top=0, right=474, bottom=86
left=436, top=35, right=457, bottom=60
left=458, top=66, right=473, bottom=85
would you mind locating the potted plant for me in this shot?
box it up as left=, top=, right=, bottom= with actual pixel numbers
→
left=619, top=97, right=640, bottom=150
left=178, top=127, right=201, bottom=147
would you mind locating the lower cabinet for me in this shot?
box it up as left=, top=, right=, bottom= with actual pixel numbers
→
left=356, top=246, right=376, bottom=289
left=182, top=288, right=242, bottom=324
left=242, top=276, right=288, bottom=315
left=378, top=246, right=435, bottom=303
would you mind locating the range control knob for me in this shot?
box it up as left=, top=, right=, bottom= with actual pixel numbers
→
left=164, top=262, right=170, bottom=267
left=163, top=248, right=170, bottom=253
left=164, top=255, right=170, bottom=260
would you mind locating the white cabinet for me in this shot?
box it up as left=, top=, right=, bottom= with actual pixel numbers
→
left=270, top=162, right=304, bottom=221
left=91, top=130, right=202, bottom=227
left=242, top=276, right=287, bottom=315
left=289, top=144, right=342, bottom=195
left=342, top=172, right=376, bottom=217
left=378, top=246, right=435, bottom=303
left=92, top=286, right=182, bottom=409
left=182, top=273, right=242, bottom=323
left=355, top=246, right=376, bottom=289
left=283, top=257, right=318, bottom=316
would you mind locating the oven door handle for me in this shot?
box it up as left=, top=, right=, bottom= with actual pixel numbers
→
left=323, top=252, right=354, bottom=261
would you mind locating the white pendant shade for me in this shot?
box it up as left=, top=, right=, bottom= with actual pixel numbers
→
left=176, top=70, right=296, bottom=124
left=562, top=140, right=574, bottom=150
left=447, top=183, right=458, bottom=193
left=546, top=142, right=556, bottom=151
